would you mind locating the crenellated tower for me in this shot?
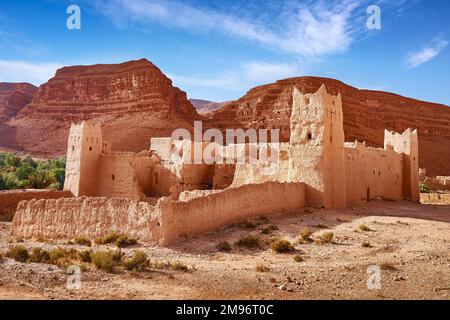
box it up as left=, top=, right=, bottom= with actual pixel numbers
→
left=64, top=121, right=103, bottom=197
left=384, top=128, right=420, bottom=202
left=288, top=85, right=346, bottom=209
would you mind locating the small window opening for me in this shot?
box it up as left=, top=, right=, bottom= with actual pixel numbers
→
left=112, top=175, right=115, bottom=181
left=72, top=145, right=75, bottom=151
left=89, top=146, right=92, bottom=151
left=307, top=131, right=312, bottom=141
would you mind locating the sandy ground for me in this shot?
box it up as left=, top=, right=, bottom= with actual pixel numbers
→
left=0, top=200, right=449, bottom=300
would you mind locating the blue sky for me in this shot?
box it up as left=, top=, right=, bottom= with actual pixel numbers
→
left=0, top=0, right=449, bottom=104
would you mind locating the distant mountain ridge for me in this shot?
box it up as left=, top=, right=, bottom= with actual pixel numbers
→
left=0, top=60, right=449, bottom=176
left=190, top=99, right=231, bottom=115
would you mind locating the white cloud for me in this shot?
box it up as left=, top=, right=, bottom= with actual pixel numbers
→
left=405, top=38, right=448, bottom=69
left=92, top=0, right=364, bottom=57
left=0, top=60, right=61, bottom=85
left=169, top=60, right=304, bottom=94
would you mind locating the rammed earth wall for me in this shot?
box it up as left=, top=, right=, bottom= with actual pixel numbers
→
left=12, top=182, right=305, bottom=244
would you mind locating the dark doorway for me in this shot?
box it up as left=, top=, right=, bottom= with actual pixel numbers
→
left=366, top=187, right=371, bottom=201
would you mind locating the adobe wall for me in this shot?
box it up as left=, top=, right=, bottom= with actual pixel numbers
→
left=96, top=152, right=154, bottom=200
left=12, top=182, right=305, bottom=244
left=420, top=193, right=450, bottom=205
left=384, top=129, right=420, bottom=201
left=159, top=182, right=305, bottom=243
left=0, top=190, right=73, bottom=221
left=12, top=197, right=162, bottom=241
left=344, top=142, right=403, bottom=202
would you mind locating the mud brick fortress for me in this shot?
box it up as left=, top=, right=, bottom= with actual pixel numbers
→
left=12, top=85, right=420, bottom=244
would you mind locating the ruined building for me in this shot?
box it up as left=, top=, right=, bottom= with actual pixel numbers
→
left=12, top=85, right=420, bottom=244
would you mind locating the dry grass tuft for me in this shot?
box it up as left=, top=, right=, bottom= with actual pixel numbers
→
left=216, top=241, right=232, bottom=252
left=271, top=239, right=295, bottom=253
left=235, top=235, right=261, bottom=249
left=255, top=263, right=271, bottom=272
left=315, top=232, right=334, bottom=244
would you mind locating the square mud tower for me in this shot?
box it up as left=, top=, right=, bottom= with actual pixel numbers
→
left=288, top=85, right=346, bottom=209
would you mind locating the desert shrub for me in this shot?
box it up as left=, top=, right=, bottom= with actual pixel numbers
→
left=359, top=224, right=374, bottom=232
left=420, top=183, right=428, bottom=193
left=261, top=224, right=278, bottom=234
left=271, top=239, right=295, bottom=253
left=293, top=255, right=303, bottom=262
left=91, top=251, right=116, bottom=272
left=115, top=235, right=137, bottom=248
left=150, top=260, right=170, bottom=270
left=112, top=249, right=124, bottom=263
left=215, top=241, right=232, bottom=252
left=49, top=248, right=67, bottom=262
left=77, top=250, right=92, bottom=263
left=123, top=251, right=148, bottom=272
left=6, top=245, right=29, bottom=262
left=255, top=263, right=270, bottom=272
left=74, top=237, right=92, bottom=247
left=299, top=227, right=313, bottom=242
left=29, top=248, right=51, bottom=263
left=235, top=235, right=260, bottom=248
left=316, top=232, right=334, bottom=244
left=95, top=232, right=121, bottom=245
left=171, top=261, right=189, bottom=272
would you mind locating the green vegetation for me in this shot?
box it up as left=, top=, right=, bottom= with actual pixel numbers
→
left=0, top=152, right=66, bottom=191
left=420, top=182, right=428, bottom=193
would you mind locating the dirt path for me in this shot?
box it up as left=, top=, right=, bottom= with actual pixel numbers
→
left=1, top=201, right=449, bottom=300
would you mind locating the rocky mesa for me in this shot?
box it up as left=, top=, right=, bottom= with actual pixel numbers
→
left=211, top=77, right=450, bottom=176
left=0, top=83, right=37, bottom=122
left=3, top=59, right=199, bottom=155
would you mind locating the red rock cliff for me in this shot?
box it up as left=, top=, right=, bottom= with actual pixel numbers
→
left=0, top=83, right=37, bottom=122
left=211, top=77, right=450, bottom=176
left=7, top=59, right=199, bottom=155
